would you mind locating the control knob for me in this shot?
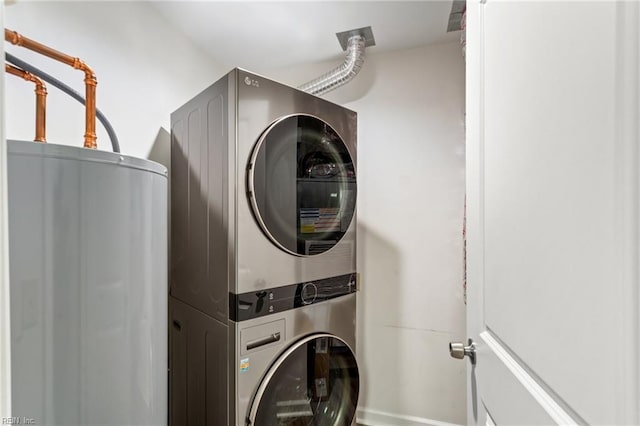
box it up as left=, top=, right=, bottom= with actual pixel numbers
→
left=301, top=282, right=318, bottom=305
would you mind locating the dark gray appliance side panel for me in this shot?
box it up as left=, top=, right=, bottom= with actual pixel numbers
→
left=227, top=69, right=238, bottom=301
left=169, top=296, right=229, bottom=426
left=170, top=74, right=230, bottom=323
left=227, top=69, right=239, bottom=426
left=228, top=320, right=238, bottom=426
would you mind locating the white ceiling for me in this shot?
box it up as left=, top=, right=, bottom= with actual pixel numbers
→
left=151, top=1, right=459, bottom=71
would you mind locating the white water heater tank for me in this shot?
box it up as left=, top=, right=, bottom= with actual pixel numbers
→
left=7, top=140, right=167, bottom=425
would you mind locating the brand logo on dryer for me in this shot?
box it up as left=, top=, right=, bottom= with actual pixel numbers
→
left=244, top=76, right=260, bottom=88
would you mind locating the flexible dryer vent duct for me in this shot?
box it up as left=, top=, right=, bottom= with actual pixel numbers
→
left=298, top=26, right=375, bottom=97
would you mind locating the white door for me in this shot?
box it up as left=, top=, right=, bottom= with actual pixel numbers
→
left=462, top=1, right=640, bottom=424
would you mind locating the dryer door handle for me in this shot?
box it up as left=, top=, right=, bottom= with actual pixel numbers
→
left=246, top=332, right=281, bottom=351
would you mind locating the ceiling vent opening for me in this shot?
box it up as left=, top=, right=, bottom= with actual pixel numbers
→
left=298, top=26, right=376, bottom=97
left=447, top=0, right=466, bottom=32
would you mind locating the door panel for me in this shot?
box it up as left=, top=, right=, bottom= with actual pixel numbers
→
left=478, top=332, right=572, bottom=425
left=483, top=1, right=617, bottom=422
left=466, top=1, right=640, bottom=424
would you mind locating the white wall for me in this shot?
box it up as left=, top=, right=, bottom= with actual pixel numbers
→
left=4, top=1, right=228, bottom=160
left=263, top=42, right=467, bottom=425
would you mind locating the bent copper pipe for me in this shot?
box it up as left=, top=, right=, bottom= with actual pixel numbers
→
left=5, top=28, right=97, bottom=149
left=5, top=63, right=47, bottom=142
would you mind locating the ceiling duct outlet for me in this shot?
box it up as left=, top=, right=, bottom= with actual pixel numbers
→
left=298, top=26, right=376, bottom=97
left=447, top=0, right=466, bottom=32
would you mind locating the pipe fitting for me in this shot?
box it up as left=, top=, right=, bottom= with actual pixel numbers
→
left=5, top=52, right=121, bottom=152
left=5, top=28, right=98, bottom=149
left=5, top=63, right=47, bottom=142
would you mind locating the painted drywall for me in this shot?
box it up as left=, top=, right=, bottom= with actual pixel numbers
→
left=263, top=42, right=467, bottom=425
left=4, top=1, right=228, bottom=161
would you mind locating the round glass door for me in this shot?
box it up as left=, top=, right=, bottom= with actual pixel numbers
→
left=248, top=334, right=359, bottom=425
left=248, top=114, right=356, bottom=256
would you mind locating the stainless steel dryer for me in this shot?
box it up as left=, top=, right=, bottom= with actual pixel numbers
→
left=169, top=68, right=359, bottom=425
left=170, top=68, right=357, bottom=320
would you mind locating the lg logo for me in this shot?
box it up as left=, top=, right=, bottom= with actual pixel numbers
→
left=244, top=76, right=260, bottom=88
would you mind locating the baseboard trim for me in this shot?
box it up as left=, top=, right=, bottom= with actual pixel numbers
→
left=356, top=407, right=463, bottom=426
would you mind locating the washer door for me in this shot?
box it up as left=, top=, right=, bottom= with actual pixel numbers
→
left=248, top=334, right=359, bottom=425
left=248, top=114, right=356, bottom=256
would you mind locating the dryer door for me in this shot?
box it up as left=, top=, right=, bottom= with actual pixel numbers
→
left=248, top=114, right=356, bottom=256
left=247, top=334, right=359, bottom=425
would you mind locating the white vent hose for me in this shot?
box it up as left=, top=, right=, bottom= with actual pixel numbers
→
left=298, top=35, right=366, bottom=96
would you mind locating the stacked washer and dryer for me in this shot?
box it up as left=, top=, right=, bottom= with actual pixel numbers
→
left=169, top=68, right=360, bottom=425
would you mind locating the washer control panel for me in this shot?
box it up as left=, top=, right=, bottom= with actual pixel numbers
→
left=230, top=273, right=356, bottom=322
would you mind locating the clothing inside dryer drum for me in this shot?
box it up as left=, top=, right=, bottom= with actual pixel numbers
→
left=250, top=115, right=356, bottom=256
left=253, top=336, right=359, bottom=425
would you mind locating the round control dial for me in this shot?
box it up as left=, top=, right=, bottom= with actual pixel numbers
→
left=301, top=283, right=318, bottom=305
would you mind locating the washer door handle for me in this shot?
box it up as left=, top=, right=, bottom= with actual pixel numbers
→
left=246, top=332, right=281, bottom=351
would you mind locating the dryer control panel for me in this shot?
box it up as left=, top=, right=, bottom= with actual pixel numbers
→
left=230, top=273, right=356, bottom=321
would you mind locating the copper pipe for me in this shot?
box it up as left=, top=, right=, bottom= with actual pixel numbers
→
left=5, top=28, right=97, bottom=149
left=5, top=63, right=47, bottom=142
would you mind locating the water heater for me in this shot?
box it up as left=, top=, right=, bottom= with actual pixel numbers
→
left=7, top=140, right=167, bottom=425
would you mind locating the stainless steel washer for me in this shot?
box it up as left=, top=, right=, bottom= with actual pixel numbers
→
left=170, top=285, right=358, bottom=425
left=169, top=68, right=359, bottom=425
